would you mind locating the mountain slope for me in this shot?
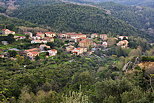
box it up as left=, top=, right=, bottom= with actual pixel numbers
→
left=96, top=2, right=154, bottom=36
left=66, top=0, right=154, bottom=8
left=0, top=15, right=36, bottom=27
left=15, top=0, right=63, bottom=8
left=10, top=4, right=142, bottom=35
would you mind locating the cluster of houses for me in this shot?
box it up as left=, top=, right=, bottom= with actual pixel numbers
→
left=0, top=29, right=130, bottom=60
left=24, top=32, right=55, bottom=44
left=24, top=44, right=57, bottom=60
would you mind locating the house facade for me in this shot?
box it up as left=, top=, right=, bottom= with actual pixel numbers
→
left=39, top=44, right=50, bottom=51
left=45, top=32, right=56, bottom=37
left=91, top=33, right=98, bottom=38
left=79, top=39, right=93, bottom=48
left=58, top=33, right=69, bottom=38
left=100, top=34, right=108, bottom=40
left=66, top=33, right=87, bottom=39
left=36, top=32, right=45, bottom=38
left=2, top=29, right=15, bottom=35
left=118, top=36, right=128, bottom=40
left=48, top=49, right=57, bottom=56
left=66, top=45, right=75, bottom=52
left=71, top=48, right=87, bottom=55
left=24, top=48, right=40, bottom=60
left=31, top=40, right=47, bottom=44
left=117, top=40, right=129, bottom=48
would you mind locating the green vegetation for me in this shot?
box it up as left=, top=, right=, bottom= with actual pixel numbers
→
left=0, top=53, right=154, bottom=102
left=10, top=4, right=142, bottom=36
left=15, top=0, right=63, bottom=8
left=0, top=15, right=37, bottom=31
left=0, top=7, right=6, bottom=13
left=141, top=56, right=154, bottom=62
left=0, top=34, right=154, bottom=102
left=97, top=2, right=154, bottom=33
left=0, top=0, right=154, bottom=102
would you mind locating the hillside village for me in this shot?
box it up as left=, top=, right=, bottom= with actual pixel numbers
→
left=0, top=28, right=131, bottom=60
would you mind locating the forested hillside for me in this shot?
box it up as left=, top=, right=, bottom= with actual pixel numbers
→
left=0, top=0, right=152, bottom=40
left=78, top=0, right=154, bottom=6
left=0, top=15, right=37, bottom=30
left=96, top=2, right=154, bottom=36
left=10, top=4, right=143, bottom=35
left=0, top=0, right=154, bottom=103
left=15, top=0, right=63, bottom=8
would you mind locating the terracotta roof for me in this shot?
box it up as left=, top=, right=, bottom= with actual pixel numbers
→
left=78, top=37, right=87, bottom=39
left=10, top=31, right=15, bottom=33
left=76, top=48, right=81, bottom=50
left=2, top=29, right=9, bottom=31
left=25, top=48, right=39, bottom=52
left=48, top=49, right=57, bottom=52
left=66, top=33, right=86, bottom=36
left=29, top=52, right=39, bottom=55
left=32, top=40, right=41, bottom=42
left=80, top=39, right=92, bottom=43
left=92, top=33, right=98, bottom=35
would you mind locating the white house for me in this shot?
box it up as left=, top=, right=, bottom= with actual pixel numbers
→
left=2, top=29, right=15, bottom=35
left=48, top=49, right=57, bottom=56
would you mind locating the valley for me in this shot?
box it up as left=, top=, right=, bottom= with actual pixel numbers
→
left=0, top=0, right=154, bottom=103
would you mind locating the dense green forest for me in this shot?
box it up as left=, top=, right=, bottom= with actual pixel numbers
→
left=10, top=4, right=143, bottom=35
left=0, top=0, right=154, bottom=102
left=1, top=48, right=154, bottom=103
left=0, top=7, right=6, bottom=13
left=97, top=2, right=154, bottom=30
left=0, top=0, right=153, bottom=41
left=0, top=15, right=37, bottom=30
left=14, top=0, right=63, bottom=8
left=65, top=0, right=154, bottom=7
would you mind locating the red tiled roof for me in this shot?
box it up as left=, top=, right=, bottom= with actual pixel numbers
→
left=2, top=29, right=9, bottom=31
left=78, top=37, right=87, bottom=39
left=76, top=48, right=81, bottom=50
left=25, top=48, right=39, bottom=52
left=29, top=52, right=39, bottom=55
left=92, top=33, right=98, bottom=35
left=10, top=31, right=15, bottom=32
left=66, top=33, right=86, bottom=36
left=79, top=39, right=91, bottom=43
left=48, top=49, right=57, bottom=52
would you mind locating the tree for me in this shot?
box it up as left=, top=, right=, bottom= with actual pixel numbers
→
left=95, top=78, right=133, bottom=102
left=62, top=88, right=89, bottom=103
left=8, top=50, right=17, bottom=57
left=121, top=87, right=151, bottom=103
left=35, top=55, right=40, bottom=61
left=103, top=96, right=117, bottom=103
left=7, top=24, right=16, bottom=31
left=129, top=47, right=142, bottom=57
left=18, top=87, right=60, bottom=103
